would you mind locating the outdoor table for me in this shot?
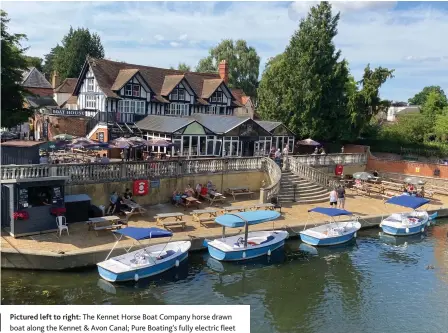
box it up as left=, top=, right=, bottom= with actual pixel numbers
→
left=182, top=196, right=201, bottom=209
left=86, top=215, right=123, bottom=235
left=122, top=199, right=147, bottom=221
left=191, top=208, right=219, bottom=227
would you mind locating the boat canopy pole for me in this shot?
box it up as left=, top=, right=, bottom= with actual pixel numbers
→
left=222, top=226, right=226, bottom=239
left=226, top=213, right=249, bottom=248
left=105, top=234, right=123, bottom=261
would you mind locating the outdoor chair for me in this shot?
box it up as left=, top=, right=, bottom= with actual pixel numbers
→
left=56, top=216, right=69, bottom=236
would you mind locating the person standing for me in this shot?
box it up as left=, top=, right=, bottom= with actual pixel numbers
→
left=337, top=185, right=346, bottom=209
left=329, top=188, right=338, bottom=207
left=282, top=144, right=289, bottom=170
left=274, top=148, right=282, bottom=167
left=101, top=153, right=110, bottom=164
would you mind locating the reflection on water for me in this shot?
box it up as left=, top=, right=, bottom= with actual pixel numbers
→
left=2, top=219, right=448, bottom=333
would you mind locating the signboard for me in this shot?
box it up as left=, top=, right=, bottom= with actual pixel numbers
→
left=150, top=180, right=160, bottom=188
left=133, top=180, right=149, bottom=196
left=50, top=109, right=87, bottom=117
left=415, top=167, right=420, bottom=173
left=98, top=132, right=104, bottom=142
left=335, top=165, right=343, bottom=176
left=52, top=186, right=63, bottom=205
left=18, top=188, right=29, bottom=209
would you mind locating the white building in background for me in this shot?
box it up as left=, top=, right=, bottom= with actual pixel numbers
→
left=386, top=104, right=420, bottom=122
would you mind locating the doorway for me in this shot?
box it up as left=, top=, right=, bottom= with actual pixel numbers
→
left=240, top=140, right=256, bottom=156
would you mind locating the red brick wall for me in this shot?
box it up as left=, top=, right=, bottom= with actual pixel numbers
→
left=367, top=154, right=448, bottom=179
left=25, top=87, right=54, bottom=97
left=48, top=117, right=89, bottom=139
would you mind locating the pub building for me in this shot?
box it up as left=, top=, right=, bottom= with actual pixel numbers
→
left=22, top=56, right=295, bottom=157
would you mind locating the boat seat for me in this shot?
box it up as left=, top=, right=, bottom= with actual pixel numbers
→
left=259, top=235, right=275, bottom=245
left=156, top=250, right=176, bottom=260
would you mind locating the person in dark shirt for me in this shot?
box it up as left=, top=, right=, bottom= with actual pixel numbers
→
left=123, top=188, right=134, bottom=201
left=373, top=170, right=379, bottom=177
left=337, top=185, right=346, bottom=209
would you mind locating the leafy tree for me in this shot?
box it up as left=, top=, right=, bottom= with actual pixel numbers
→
left=54, top=27, right=105, bottom=80
left=434, top=115, right=448, bottom=142
left=195, top=39, right=260, bottom=97
left=170, top=62, right=191, bottom=71
left=42, top=45, right=63, bottom=80
left=408, top=85, right=448, bottom=106
left=379, top=114, right=433, bottom=144
left=1, top=10, right=33, bottom=128
left=23, top=55, right=43, bottom=72
left=421, top=90, right=447, bottom=120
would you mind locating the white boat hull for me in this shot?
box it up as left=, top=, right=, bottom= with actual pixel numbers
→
left=380, top=211, right=429, bottom=236
left=299, top=221, right=361, bottom=246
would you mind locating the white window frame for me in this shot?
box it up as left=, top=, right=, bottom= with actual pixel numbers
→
left=167, top=103, right=189, bottom=116
left=125, top=84, right=133, bottom=96
left=223, top=136, right=239, bottom=156
left=171, top=89, right=178, bottom=100
left=85, top=95, right=96, bottom=109
left=178, top=89, right=185, bottom=101
left=87, top=78, right=94, bottom=92
left=118, top=100, right=146, bottom=115
left=207, top=106, right=216, bottom=115
left=132, top=85, right=140, bottom=97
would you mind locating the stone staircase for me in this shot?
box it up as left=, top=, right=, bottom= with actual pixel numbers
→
left=277, top=170, right=329, bottom=204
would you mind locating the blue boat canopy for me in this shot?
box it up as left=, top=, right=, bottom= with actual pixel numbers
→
left=114, top=227, right=172, bottom=240
left=215, top=211, right=281, bottom=228
left=308, top=207, right=353, bottom=216
left=385, top=195, right=430, bottom=209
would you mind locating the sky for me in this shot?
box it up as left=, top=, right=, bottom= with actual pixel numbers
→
left=3, top=1, right=448, bottom=102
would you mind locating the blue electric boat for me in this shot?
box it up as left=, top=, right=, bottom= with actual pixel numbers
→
left=204, top=210, right=288, bottom=261
left=299, top=207, right=361, bottom=246
left=97, top=227, right=191, bottom=282
left=380, top=195, right=437, bottom=236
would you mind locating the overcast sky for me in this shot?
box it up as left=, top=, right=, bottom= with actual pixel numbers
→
left=3, top=1, right=448, bottom=102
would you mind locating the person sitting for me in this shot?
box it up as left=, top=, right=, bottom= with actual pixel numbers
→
left=206, top=181, right=217, bottom=196
left=373, top=170, right=379, bottom=177
left=195, top=184, right=202, bottom=197
left=123, top=188, right=134, bottom=202
left=100, top=153, right=110, bottom=164
left=200, top=185, right=208, bottom=197
left=184, top=184, right=194, bottom=197
left=172, top=190, right=182, bottom=206
left=107, top=191, right=119, bottom=215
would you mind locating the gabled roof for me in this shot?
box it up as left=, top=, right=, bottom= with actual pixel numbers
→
left=231, top=88, right=250, bottom=107
left=111, top=69, right=140, bottom=91
left=191, top=114, right=250, bottom=134
left=136, top=115, right=195, bottom=133
left=22, top=67, right=52, bottom=89
left=201, top=79, right=224, bottom=99
left=60, top=95, right=78, bottom=108
left=55, top=78, right=78, bottom=93
left=160, top=75, right=185, bottom=96
left=256, top=120, right=282, bottom=132
left=73, top=57, right=235, bottom=103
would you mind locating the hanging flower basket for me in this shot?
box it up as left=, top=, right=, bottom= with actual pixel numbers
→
left=50, top=207, right=66, bottom=216
left=13, top=211, right=29, bottom=220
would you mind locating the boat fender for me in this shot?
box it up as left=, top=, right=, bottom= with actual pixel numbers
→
left=134, top=273, right=139, bottom=282
left=267, top=249, right=271, bottom=256
left=421, top=227, right=424, bottom=233
left=354, top=232, right=357, bottom=238
left=405, top=228, right=410, bottom=234
left=175, top=260, right=179, bottom=267
left=242, top=252, right=246, bottom=259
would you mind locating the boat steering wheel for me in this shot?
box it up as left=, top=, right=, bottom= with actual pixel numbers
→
left=237, top=237, right=244, bottom=245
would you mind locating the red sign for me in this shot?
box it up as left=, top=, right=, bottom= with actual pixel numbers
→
left=133, top=180, right=149, bottom=196
left=335, top=165, right=343, bottom=176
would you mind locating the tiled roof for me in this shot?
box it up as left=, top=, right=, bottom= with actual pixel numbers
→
left=111, top=69, right=139, bottom=91
left=255, top=120, right=281, bottom=132
left=60, top=95, right=78, bottom=107
left=196, top=98, right=210, bottom=106
left=54, top=78, right=78, bottom=93
left=160, top=75, right=184, bottom=96
left=22, top=67, right=52, bottom=89
left=135, top=115, right=194, bottom=133
left=25, top=95, right=58, bottom=108
left=241, top=96, right=250, bottom=105
left=191, top=114, right=250, bottom=134
left=78, top=57, right=228, bottom=103
left=231, top=89, right=245, bottom=104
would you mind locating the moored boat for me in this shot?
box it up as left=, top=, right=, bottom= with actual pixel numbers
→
left=380, top=196, right=432, bottom=236
left=204, top=210, right=288, bottom=261
left=299, top=207, right=361, bottom=247
left=97, top=227, right=191, bottom=282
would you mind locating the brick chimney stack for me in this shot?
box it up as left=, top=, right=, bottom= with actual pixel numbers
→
left=52, top=71, right=61, bottom=89
left=218, top=60, right=229, bottom=84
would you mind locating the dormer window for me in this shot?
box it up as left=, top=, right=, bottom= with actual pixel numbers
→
left=211, top=91, right=223, bottom=103
left=125, top=84, right=140, bottom=97
left=171, top=88, right=185, bottom=101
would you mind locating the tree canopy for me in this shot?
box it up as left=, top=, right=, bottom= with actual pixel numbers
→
left=23, top=55, right=43, bottom=72
left=1, top=10, right=33, bottom=128
left=408, top=86, right=448, bottom=106
left=257, top=1, right=393, bottom=141
left=44, top=27, right=104, bottom=80
left=195, top=39, right=260, bottom=97
left=170, top=62, right=191, bottom=71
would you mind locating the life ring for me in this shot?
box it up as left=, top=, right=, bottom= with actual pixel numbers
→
left=247, top=241, right=257, bottom=246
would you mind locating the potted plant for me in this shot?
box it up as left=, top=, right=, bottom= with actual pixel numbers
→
left=50, top=206, right=66, bottom=216
left=13, top=211, right=29, bottom=220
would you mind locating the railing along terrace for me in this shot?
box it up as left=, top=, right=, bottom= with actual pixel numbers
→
left=292, top=153, right=367, bottom=166
left=1, top=157, right=265, bottom=185
left=287, top=156, right=339, bottom=190
left=260, top=158, right=282, bottom=202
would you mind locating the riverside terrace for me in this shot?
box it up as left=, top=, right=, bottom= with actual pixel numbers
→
left=2, top=192, right=448, bottom=270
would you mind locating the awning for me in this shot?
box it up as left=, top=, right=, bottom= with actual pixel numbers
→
left=215, top=211, right=280, bottom=228
left=385, top=195, right=430, bottom=209
left=114, top=227, right=172, bottom=240
left=308, top=207, right=353, bottom=216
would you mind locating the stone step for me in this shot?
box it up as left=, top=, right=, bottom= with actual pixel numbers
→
left=296, top=187, right=329, bottom=195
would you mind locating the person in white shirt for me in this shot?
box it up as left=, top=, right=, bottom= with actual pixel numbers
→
left=282, top=145, right=289, bottom=156
left=100, top=153, right=110, bottom=164
left=329, top=188, right=337, bottom=207
left=274, top=149, right=281, bottom=159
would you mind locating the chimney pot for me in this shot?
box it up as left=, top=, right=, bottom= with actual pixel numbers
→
left=52, top=71, right=61, bottom=89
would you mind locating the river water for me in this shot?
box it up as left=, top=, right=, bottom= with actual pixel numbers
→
left=2, top=220, right=448, bottom=333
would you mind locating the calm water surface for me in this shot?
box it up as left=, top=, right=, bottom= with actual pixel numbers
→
left=2, top=219, right=448, bottom=333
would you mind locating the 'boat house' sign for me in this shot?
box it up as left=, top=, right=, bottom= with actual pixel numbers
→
left=50, top=109, right=87, bottom=117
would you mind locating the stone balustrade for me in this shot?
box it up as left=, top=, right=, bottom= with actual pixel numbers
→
left=0, top=157, right=264, bottom=184
left=259, top=157, right=282, bottom=203
left=287, top=156, right=340, bottom=190
left=292, top=153, right=367, bottom=166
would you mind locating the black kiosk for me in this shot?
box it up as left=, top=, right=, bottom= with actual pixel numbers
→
left=1, top=176, right=68, bottom=238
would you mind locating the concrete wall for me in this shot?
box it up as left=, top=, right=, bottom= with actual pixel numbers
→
left=65, top=171, right=268, bottom=207
left=317, top=164, right=367, bottom=176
